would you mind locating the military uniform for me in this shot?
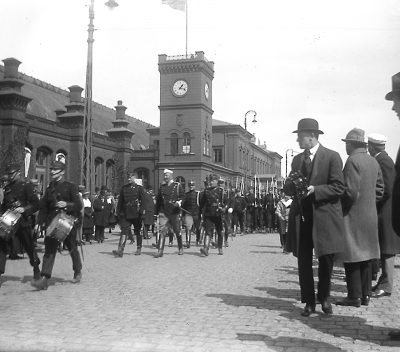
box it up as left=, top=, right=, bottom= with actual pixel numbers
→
left=232, top=191, right=247, bottom=234
left=154, top=179, right=185, bottom=257
left=0, top=174, right=41, bottom=284
left=245, top=190, right=256, bottom=233
left=182, top=182, right=201, bottom=247
left=38, top=178, right=83, bottom=284
left=199, top=176, right=227, bottom=256
left=113, top=181, right=146, bottom=256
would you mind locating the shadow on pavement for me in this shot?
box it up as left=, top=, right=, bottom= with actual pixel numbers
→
left=252, top=245, right=282, bottom=248
left=206, top=291, right=400, bottom=346
left=236, top=333, right=346, bottom=351
left=250, top=251, right=282, bottom=255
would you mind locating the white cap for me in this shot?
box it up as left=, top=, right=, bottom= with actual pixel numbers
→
left=368, top=133, right=387, bottom=145
left=163, top=168, right=173, bottom=174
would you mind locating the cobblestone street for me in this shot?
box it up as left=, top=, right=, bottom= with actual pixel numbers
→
left=1, top=231, right=400, bottom=352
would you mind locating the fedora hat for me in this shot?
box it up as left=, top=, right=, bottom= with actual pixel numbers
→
left=385, top=72, right=400, bottom=101
left=341, top=128, right=367, bottom=145
left=292, top=118, right=324, bottom=134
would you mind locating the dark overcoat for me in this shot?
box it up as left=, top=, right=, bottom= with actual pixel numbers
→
left=286, top=144, right=345, bottom=257
left=92, top=196, right=109, bottom=227
left=393, top=147, right=400, bottom=236
left=375, top=151, right=400, bottom=254
left=340, top=149, right=384, bottom=263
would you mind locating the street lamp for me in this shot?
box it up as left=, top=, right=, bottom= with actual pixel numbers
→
left=81, top=0, right=119, bottom=193
left=285, top=148, right=301, bottom=177
left=244, top=110, right=257, bottom=130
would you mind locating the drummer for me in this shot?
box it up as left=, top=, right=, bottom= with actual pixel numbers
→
left=31, top=160, right=83, bottom=290
left=0, top=163, right=41, bottom=287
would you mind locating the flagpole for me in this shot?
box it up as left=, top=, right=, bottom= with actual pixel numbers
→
left=185, top=0, right=188, bottom=57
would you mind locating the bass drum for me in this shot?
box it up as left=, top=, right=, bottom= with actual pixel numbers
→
left=46, top=211, right=76, bottom=242
left=0, top=209, right=22, bottom=240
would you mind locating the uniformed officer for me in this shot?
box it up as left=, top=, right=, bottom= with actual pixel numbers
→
left=245, top=187, right=256, bottom=233
left=154, top=169, right=185, bottom=258
left=199, top=174, right=229, bottom=256
left=219, top=179, right=234, bottom=247
left=0, top=163, right=41, bottom=287
left=113, top=172, right=146, bottom=257
left=31, top=160, right=83, bottom=290
left=181, top=180, right=201, bottom=248
left=232, top=189, right=247, bottom=235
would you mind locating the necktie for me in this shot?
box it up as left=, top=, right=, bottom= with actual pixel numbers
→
left=301, top=149, right=312, bottom=178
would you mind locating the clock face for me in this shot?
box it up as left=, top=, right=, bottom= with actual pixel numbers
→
left=204, top=83, right=210, bottom=99
left=172, top=80, right=188, bottom=97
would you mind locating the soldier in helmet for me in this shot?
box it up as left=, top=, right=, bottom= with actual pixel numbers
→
left=112, top=172, right=146, bottom=257
left=154, top=169, right=185, bottom=257
left=181, top=180, right=201, bottom=248
left=0, top=163, right=41, bottom=287
left=31, top=160, right=83, bottom=290
left=199, top=174, right=229, bottom=256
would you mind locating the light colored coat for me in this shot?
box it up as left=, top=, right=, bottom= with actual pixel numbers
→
left=341, top=148, right=384, bottom=263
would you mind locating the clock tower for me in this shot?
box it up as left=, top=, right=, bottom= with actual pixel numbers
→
left=158, top=51, right=215, bottom=186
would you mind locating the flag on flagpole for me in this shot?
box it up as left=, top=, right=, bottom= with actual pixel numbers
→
left=162, top=0, right=186, bottom=12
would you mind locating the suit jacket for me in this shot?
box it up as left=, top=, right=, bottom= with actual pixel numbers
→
left=375, top=151, right=400, bottom=254
left=340, top=149, right=384, bottom=262
left=393, top=147, right=400, bottom=236
left=286, top=144, right=345, bottom=257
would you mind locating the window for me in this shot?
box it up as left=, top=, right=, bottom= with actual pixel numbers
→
left=106, top=160, right=115, bottom=190
left=182, top=132, right=191, bottom=154
left=154, top=140, right=159, bottom=150
left=175, top=176, right=186, bottom=190
left=170, top=133, right=178, bottom=155
left=94, top=157, right=104, bottom=189
left=213, top=148, right=223, bottom=163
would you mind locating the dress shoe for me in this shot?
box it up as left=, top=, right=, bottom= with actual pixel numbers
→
left=72, top=272, right=82, bottom=284
left=361, top=296, right=370, bottom=306
left=178, top=248, right=184, bottom=255
left=321, top=300, right=333, bottom=314
left=135, top=248, right=141, bottom=256
left=335, top=297, right=361, bottom=307
left=31, top=277, right=48, bottom=290
left=301, top=303, right=316, bottom=317
left=372, top=289, right=391, bottom=298
left=388, top=330, right=400, bottom=340
left=112, top=249, right=123, bottom=257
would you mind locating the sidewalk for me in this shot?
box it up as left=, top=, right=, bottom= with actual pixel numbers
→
left=0, top=231, right=400, bottom=352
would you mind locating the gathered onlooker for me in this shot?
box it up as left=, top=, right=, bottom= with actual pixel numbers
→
left=92, top=185, right=109, bottom=243
left=275, top=191, right=292, bottom=253
left=82, top=191, right=94, bottom=243
left=336, top=128, right=384, bottom=308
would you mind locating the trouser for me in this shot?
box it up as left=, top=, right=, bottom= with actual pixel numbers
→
left=298, top=212, right=333, bottom=304
left=0, top=225, right=41, bottom=276
left=41, top=228, right=82, bottom=279
left=203, top=216, right=223, bottom=249
left=222, top=213, right=232, bottom=242
left=375, top=254, right=395, bottom=293
left=158, top=213, right=183, bottom=250
left=95, top=226, right=105, bottom=242
left=118, top=217, right=142, bottom=252
left=232, top=211, right=244, bottom=233
left=344, top=260, right=372, bottom=299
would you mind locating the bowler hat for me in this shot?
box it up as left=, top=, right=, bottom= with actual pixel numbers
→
left=385, top=72, right=400, bottom=100
left=292, top=118, right=324, bottom=134
left=50, top=160, right=65, bottom=171
left=341, top=128, right=367, bottom=145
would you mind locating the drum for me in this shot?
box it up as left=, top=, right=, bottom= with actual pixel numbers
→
left=46, top=211, right=76, bottom=242
left=0, top=210, right=22, bottom=240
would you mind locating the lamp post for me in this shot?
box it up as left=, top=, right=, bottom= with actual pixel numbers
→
left=285, top=148, right=301, bottom=177
left=244, top=110, right=257, bottom=131
left=80, top=0, right=119, bottom=193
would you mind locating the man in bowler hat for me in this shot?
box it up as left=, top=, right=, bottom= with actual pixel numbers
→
left=284, top=118, right=345, bottom=316
left=385, top=72, right=400, bottom=340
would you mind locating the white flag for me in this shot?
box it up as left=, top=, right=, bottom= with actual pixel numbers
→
left=162, top=0, right=186, bottom=12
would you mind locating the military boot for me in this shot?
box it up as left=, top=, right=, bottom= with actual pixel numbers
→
left=177, top=235, right=184, bottom=255
left=200, top=235, right=211, bottom=257
left=154, top=232, right=166, bottom=258
left=113, top=233, right=127, bottom=257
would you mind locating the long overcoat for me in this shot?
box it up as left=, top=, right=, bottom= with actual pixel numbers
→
left=340, top=148, right=384, bottom=263
left=393, top=147, right=400, bottom=236
left=375, top=151, right=400, bottom=254
left=92, top=196, right=109, bottom=227
left=286, top=144, right=345, bottom=257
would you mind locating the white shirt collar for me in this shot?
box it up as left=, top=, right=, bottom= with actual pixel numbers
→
left=308, top=143, right=320, bottom=161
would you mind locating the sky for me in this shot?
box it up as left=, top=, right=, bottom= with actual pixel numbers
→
left=2, top=0, right=400, bottom=177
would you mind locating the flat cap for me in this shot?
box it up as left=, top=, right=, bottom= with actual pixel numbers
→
left=163, top=169, right=173, bottom=174
left=368, top=133, right=387, bottom=145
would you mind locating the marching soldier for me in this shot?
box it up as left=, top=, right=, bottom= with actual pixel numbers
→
left=232, top=189, right=247, bottom=235
left=154, top=169, right=185, bottom=258
left=199, top=174, right=230, bottom=256
left=113, top=172, right=145, bottom=257
left=219, top=179, right=234, bottom=247
left=31, top=160, right=83, bottom=290
left=182, top=180, right=201, bottom=248
left=0, top=164, right=41, bottom=287
left=245, top=187, right=256, bottom=233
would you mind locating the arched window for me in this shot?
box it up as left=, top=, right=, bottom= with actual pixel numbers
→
left=175, top=176, right=186, bottom=190
left=94, top=157, right=104, bottom=189
left=182, top=132, right=191, bottom=154
left=106, top=159, right=115, bottom=191
left=170, top=133, right=178, bottom=155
